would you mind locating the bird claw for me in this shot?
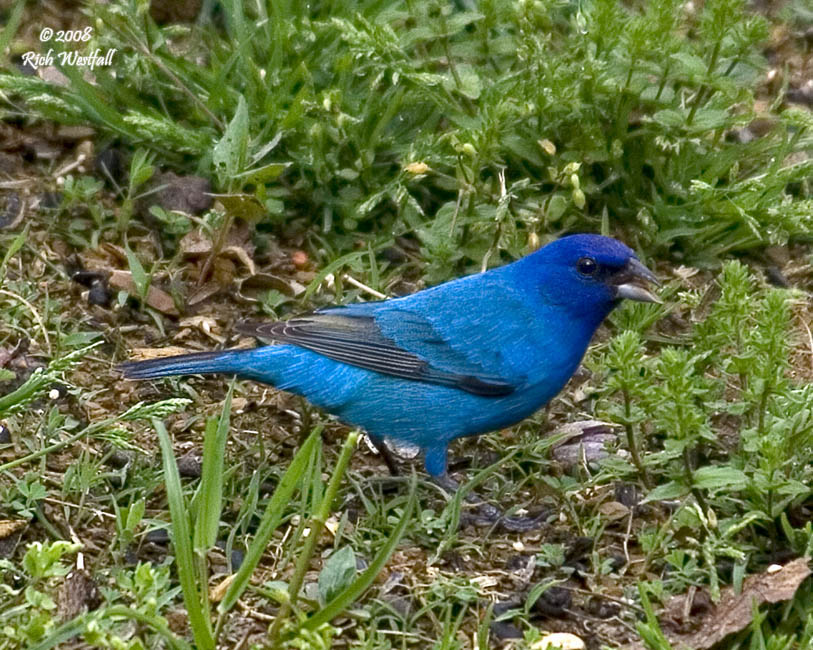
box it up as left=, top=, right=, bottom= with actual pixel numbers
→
left=461, top=504, right=548, bottom=532
left=431, top=474, right=547, bottom=531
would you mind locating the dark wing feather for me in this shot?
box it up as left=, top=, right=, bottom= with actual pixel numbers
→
left=235, top=312, right=515, bottom=397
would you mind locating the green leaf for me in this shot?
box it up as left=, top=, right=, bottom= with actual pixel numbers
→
left=443, top=11, right=485, bottom=35
left=149, top=205, right=192, bottom=235
left=217, top=194, right=268, bottom=223
left=194, top=382, right=233, bottom=551
left=124, top=243, right=150, bottom=300
left=653, top=109, right=685, bottom=128
left=546, top=194, right=568, bottom=222
left=303, top=476, right=417, bottom=631
left=0, top=344, right=101, bottom=419
left=692, top=466, right=747, bottom=491
left=670, top=51, right=708, bottom=78
left=31, top=605, right=194, bottom=650
left=302, top=250, right=369, bottom=300
left=318, top=546, right=357, bottom=605
left=126, top=499, right=146, bottom=531
left=213, top=95, right=249, bottom=186
left=129, top=148, right=155, bottom=189
left=235, top=161, right=290, bottom=184
left=61, top=331, right=103, bottom=348
left=0, top=225, right=27, bottom=285
left=445, top=64, right=482, bottom=100
left=644, top=480, right=687, bottom=503
left=690, top=108, right=731, bottom=131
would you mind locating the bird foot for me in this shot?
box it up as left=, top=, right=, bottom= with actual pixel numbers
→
left=461, top=503, right=549, bottom=532
left=433, top=474, right=548, bottom=532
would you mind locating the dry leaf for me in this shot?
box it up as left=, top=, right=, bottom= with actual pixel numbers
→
left=325, top=515, right=340, bottom=536
left=598, top=501, right=631, bottom=521
left=186, top=282, right=223, bottom=307
left=128, top=346, right=196, bottom=361
left=100, top=242, right=127, bottom=262
left=404, top=161, right=431, bottom=174
left=179, top=229, right=212, bottom=255
left=212, top=256, right=237, bottom=286
left=222, top=244, right=256, bottom=275
left=146, top=172, right=212, bottom=216
left=39, top=66, right=70, bottom=87
left=235, top=272, right=306, bottom=303
left=209, top=574, right=236, bottom=603
left=0, top=520, right=27, bottom=539
left=627, top=557, right=811, bottom=650
left=538, top=139, right=557, bottom=155
left=179, top=222, right=256, bottom=277
left=177, top=316, right=225, bottom=344
left=551, top=420, right=619, bottom=469
left=0, top=192, right=25, bottom=230
left=56, top=126, right=96, bottom=140
left=109, top=270, right=180, bottom=315
left=532, top=632, right=585, bottom=650
left=0, top=519, right=26, bottom=559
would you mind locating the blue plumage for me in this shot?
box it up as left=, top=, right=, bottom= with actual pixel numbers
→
left=121, top=234, right=659, bottom=480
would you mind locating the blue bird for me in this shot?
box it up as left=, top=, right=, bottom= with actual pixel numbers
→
left=121, top=234, right=658, bottom=525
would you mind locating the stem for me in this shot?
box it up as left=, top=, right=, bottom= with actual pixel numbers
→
left=0, top=420, right=109, bottom=473
left=198, top=214, right=233, bottom=287
left=268, top=430, right=360, bottom=645
left=683, top=447, right=708, bottom=513
left=687, top=39, right=721, bottom=126
left=33, top=503, right=64, bottom=540
left=654, top=62, right=671, bottom=102
left=756, top=382, right=771, bottom=437
left=623, top=388, right=652, bottom=488
left=438, top=9, right=462, bottom=91
left=196, top=551, right=211, bottom=634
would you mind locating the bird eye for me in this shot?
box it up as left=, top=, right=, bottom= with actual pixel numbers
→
left=576, top=257, right=598, bottom=276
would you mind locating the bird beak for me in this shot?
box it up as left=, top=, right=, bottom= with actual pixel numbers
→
left=613, top=258, right=661, bottom=304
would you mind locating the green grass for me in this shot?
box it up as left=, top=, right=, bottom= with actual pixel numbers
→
left=2, top=0, right=813, bottom=648
left=3, top=224, right=813, bottom=648
left=2, top=0, right=813, bottom=273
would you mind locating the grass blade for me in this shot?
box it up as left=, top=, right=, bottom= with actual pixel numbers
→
left=155, top=418, right=215, bottom=650
left=194, top=381, right=233, bottom=550
left=0, top=0, right=25, bottom=58
left=0, top=225, right=27, bottom=285
left=218, top=425, right=323, bottom=614
left=268, top=429, right=360, bottom=643
left=302, top=473, right=417, bottom=631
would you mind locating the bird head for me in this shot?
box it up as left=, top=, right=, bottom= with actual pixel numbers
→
left=526, top=234, right=660, bottom=319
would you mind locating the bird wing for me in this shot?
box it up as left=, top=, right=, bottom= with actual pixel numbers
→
left=235, top=306, right=517, bottom=397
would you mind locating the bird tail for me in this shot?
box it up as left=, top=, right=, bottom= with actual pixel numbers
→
left=119, top=349, right=250, bottom=380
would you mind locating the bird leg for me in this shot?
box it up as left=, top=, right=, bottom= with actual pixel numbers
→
left=367, top=436, right=401, bottom=476
left=368, top=442, right=545, bottom=531
left=432, top=473, right=547, bottom=533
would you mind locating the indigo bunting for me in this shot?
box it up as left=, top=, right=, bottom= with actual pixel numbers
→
left=121, top=234, right=658, bottom=523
